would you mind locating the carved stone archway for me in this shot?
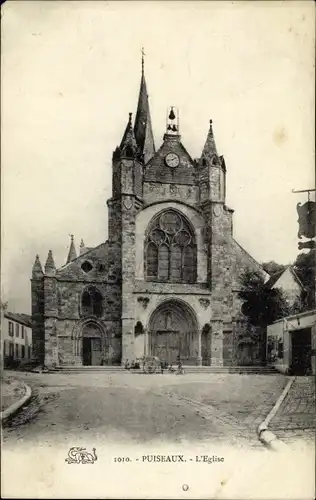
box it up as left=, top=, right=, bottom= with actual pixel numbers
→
left=147, top=299, right=199, bottom=365
left=71, top=318, right=110, bottom=366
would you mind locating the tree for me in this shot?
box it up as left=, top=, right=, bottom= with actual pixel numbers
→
left=238, top=269, right=291, bottom=364
left=261, top=261, right=287, bottom=276
left=292, top=249, right=316, bottom=310
left=238, top=269, right=290, bottom=327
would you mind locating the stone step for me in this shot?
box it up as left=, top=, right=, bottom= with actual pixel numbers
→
left=53, top=365, right=276, bottom=375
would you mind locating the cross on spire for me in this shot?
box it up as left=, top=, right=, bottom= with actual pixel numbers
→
left=141, top=47, right=145, bottom=75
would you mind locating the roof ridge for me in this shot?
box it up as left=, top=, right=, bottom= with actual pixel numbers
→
left=57, top=241, right=108, bottom=271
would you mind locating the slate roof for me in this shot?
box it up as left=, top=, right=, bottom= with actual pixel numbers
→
left=4, top=312, right=32, bottom=328
left=265, top=266, right=305, bottom=290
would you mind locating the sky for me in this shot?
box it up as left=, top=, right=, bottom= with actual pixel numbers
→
left=1, top=0, right=315, bottom=313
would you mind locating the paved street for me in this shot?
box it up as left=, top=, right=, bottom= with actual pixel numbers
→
left=2, top=371, right=315, bottom=499
left=270, top=376, right=315, bottom=451
left=3, top=371, right=288, bottom=449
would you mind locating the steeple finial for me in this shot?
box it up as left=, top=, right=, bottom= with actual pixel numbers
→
left=134, top=50, right=155, bottom=164
left=45, top=250, right=56, bottom=275
left=32, top=254, right=44, bottom=278
left=141, top=47, right=145, bottom=75
left=66, top=234, right=77, bottom=264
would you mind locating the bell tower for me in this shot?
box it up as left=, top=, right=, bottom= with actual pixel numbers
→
left=107, top=50, right=156, bottom=364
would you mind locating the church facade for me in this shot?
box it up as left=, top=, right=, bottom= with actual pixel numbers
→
left=31, top=58, right=267, bottom=368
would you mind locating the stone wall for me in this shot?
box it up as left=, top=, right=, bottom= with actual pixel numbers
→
left=145, top=135, right=196, bottom=185
left=31, top=278, right=45, bottom=364
left=143, top=182, right=199, bottom=206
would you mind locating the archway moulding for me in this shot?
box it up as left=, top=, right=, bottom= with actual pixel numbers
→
left=146, top=297, right=200, bottom=332
left=71, top=317, right=108, bottom=340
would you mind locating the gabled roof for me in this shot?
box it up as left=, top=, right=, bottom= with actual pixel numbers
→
left=4, top=312, right=32, bottom=328
left=56, top=241, right=110, bottom=280
left=232, top=239, right=269, bottom=280
left=265, top=265, right=305, bottom=290
left=265, top=269, right=284, bottom=289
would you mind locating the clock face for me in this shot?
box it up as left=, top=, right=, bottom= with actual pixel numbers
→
left=165, top=152, right=180, bottom=168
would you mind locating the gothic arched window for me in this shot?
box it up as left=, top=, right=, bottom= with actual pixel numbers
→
left=145, top=210, right=197, bottom=283
left=81, top=286, right=103, bottom=317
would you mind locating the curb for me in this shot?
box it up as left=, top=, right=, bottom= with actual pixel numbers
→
left=0, top=382, right=32, bottom=423
left=257, top=376, right=296, bottom=451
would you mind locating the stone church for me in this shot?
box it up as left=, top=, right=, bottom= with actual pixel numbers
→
left=31, top=56, right=267, bottom=369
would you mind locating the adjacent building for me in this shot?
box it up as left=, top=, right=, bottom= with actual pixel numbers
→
left=2, top=311, right=33, bottom=365
left=31, top=57, right=268, bottom=369
left=267, top=309, right=316, bottom=375
left=265, top=266, right=305, bottom=309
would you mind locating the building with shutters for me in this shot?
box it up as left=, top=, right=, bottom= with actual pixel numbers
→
left=2, top=311, right=33, bottom=366
left=31, top=56, right=268, bottom=369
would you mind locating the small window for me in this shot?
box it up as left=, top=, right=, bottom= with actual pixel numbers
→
left=15, top=323, right=19, bottom=338
left=28, top=346, right=32, bottom=359
left=21, top=345, right=25, bottom=359
left=9, top=342, right=14, bottom=357
left=8, top=322, right=14, bottom=336
left=81, top=286, right=103, bottom=317
left=81, top=261, right=93, bottom=273
left=15, top=344, right=19, bottom=359
left=21, top=326, right=25, bottom=339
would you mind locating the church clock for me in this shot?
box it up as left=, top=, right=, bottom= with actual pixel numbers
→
left=165, top=152, right=180, bottom=168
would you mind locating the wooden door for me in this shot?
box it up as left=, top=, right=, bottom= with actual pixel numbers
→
left=291, top=329, right=312, bottom=375
left=149, top=330, right=193, bottom=363
left=82, top=337, right=91, bottom=365
left=150, top=330, right=180, bottom=364
left=91, top=338, right=102, bottom=366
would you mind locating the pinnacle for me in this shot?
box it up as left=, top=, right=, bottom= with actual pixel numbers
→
left=201, top=118, right=218, bottom=161
left=66, top=234, right=77, bottom=264
left=32, top=254, right=43, bottom=277
left=45, top=250, right=56, bottom=274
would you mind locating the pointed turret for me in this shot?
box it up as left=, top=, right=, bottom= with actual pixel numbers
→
left=66, top=234, right=77, bottom=264
left=45, top=250, right=56, bottom=276
left=201, top=119, right=218, bottom=164
left=134, top=49, right=155, bottom=164
left=32, top=255, right=44, bottom=278
left=80, top=238, right=87, bottom=255
left=118, top=112, right=139, bottom=158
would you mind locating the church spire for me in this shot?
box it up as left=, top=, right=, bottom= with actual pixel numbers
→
left=32, top=254, right=43, bottom=278
left=201, top=119, right=218, bottom=162
left=134, top=48, right=155, bottom=164
left=66, top=234, right=77, bottom=264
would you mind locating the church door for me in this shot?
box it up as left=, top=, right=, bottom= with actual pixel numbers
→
left=82, top=337, right=92, bottom=365
left=81, top=323, right=103, bottom=366
left=148, top=300, right=198, bottom=365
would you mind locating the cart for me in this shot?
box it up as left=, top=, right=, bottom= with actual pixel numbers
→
left=142, top=356, right=162, bottom=374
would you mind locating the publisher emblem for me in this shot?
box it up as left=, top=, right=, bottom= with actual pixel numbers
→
left=65, top=447, right=97, bottom=464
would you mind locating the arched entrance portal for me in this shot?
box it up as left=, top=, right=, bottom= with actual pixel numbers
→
left=148, top=300, right=198, bottom=365
left=82, top=322, right=103, bottom=366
